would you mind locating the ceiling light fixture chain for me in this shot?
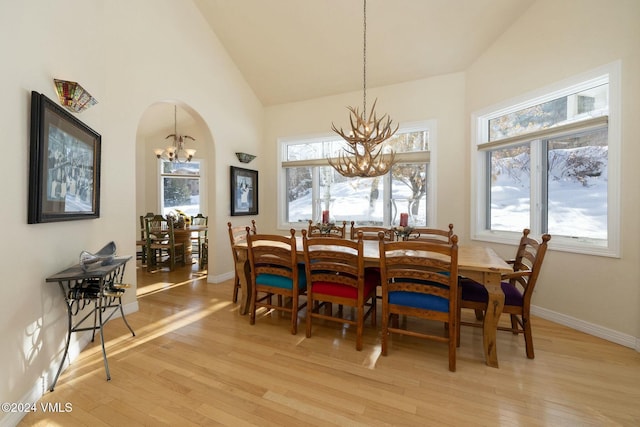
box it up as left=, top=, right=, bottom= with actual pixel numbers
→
left=329, top=0, right=398, bottom=178
left=362, top=0, right=367, bottom=120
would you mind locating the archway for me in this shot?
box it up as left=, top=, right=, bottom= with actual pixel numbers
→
left=134, top=101, right=215, bottom=275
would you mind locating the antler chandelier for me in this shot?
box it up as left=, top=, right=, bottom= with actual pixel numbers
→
left=154, top=105, right=196, bottom=163
left=330, top=0, right=398, bottom=178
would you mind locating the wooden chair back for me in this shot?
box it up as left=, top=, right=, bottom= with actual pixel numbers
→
left=190, top=213, right=208, bottom=267
left=510, top=229, right=551, bottom=298
left=145, top=215, right=185, bottom=271
left=307, top=220, right=347, bottom=238
left=350, top=221, right=393, bottom=241
left=191, top=213, right=208, bottom=227
left=405, top=223, right=454, bottom=244
left=378, top=234, right=459, bottom=371
left=247, top=229, right=305, bottom=334
left=302, top=230, right=377, bottom=350
left=137, top=212, right=155, bottom=262
left=227, top=220, right=257, bottom=303
left=228, top=220, right=257, bottom=248
left=146, top=215, right=170, bottom=241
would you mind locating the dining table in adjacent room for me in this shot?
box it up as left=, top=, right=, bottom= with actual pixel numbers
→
left=233, top=236, right=512, bottom=368
left=173, top=224, right=208, bottom=266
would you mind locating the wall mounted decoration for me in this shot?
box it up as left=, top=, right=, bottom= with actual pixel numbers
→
left=53, top=79, right=98, bottom=113
left=230, top=166, right=258, bottom=216
left=28, top=91, right=101, bottom=223
left=235, top=152, right=256, bottom=163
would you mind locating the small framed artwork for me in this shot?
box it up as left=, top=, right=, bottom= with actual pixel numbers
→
left=230, top=166, right=258, bottom=216
left=28, top=91, right=101, bottom=223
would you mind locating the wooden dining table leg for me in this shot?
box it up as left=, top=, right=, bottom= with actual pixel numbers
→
left=235, top=249, right=251, bottom=315
left=479, top=271, right=505, bottom=368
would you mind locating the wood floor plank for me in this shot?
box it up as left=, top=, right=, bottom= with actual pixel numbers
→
left=18, top=262, right=640, bottom=426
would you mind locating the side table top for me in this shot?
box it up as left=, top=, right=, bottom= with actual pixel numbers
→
left=46, top=256, right=132, bottom=282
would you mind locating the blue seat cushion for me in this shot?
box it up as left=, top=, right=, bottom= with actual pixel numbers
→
left=389, top=291, right=449, bottom=312
left=256, top=266, right=307, bottom=290
left=460, top=279, right=523, bottom=306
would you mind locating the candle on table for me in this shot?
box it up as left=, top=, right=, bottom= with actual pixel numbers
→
left=322, top=210, right=329, bottom=224
left=399, top=213, right=409, bottom=227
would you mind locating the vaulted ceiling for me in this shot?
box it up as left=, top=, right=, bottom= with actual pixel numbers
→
left=193, top=0, right=535, bottom=106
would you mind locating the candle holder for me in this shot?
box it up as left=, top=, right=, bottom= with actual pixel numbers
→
left=317, top=222, right=336, bottom=235
left=392, top=226, right=414, bottom=241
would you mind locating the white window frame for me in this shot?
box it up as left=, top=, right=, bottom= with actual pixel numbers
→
left=157, top=158, right=205, bottom=216
left=470, top=61, right=621, bottom=257
left=277, top=120, right=437, bottom=230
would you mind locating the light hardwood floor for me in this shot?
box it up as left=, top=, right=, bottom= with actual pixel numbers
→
left=20, top=261, right=640, bottom=426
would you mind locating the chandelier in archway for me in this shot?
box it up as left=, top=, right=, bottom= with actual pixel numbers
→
left=329, top=0, right=398, bottom=178
left=154, top=105, right=196, bottom=163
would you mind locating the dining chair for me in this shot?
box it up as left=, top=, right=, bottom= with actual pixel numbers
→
left=378, top=233, right=460, bottom=371
left=136, top=212, right=155, bottom=264
left=350, top=221, right=394, bottom=241
left=247, top=229, right=307, bottom=334
left=349, top=222, right=391, bottom=299
left=190, top=213, right=208, bottom=266
left=145, top=215, right=185, bottom=272
left=457, top=229, right=551, bottom=359
left=227, top=220, right=257, bottom=303
left=404, top=223, right=454, bottom=244
left=307, top=220, right=347, bottom=238
left=302, top=230, right=377, bottom=351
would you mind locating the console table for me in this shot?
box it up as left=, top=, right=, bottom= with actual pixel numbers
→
left=46, top=256, right=135, bottom=391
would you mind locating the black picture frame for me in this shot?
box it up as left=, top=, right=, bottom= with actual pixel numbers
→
left=230, top=166, right=258, bottom=216
left=28, top=91, right=101, bottom=223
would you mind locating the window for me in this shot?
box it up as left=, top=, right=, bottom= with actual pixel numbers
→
left=279, top=122, right=435, bottom=228
left=159, top=159, right=203, bottom=217
left=471, top=62, right=620, bottom=257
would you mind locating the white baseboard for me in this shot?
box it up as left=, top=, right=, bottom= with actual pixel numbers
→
left=532, top=305, right=639, bottom=351
left=207, top=271, right=234, bottom=284
left=2, top=300, right=139, bottom=427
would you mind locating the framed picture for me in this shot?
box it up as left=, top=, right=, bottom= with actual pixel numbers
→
left=230, top=166, right=258, bottom=216
left=28, top=91, right=101, bottom=223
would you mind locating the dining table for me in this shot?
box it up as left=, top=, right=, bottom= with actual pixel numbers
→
left=173, top=224, right=208, bottom=266
left=233, top=236, right=512, bottom=368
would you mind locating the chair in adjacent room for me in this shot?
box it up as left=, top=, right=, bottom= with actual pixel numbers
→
left=350, top=221, right=394, bottom=241
left=190, top=213, right=208, bottom=266
left=136, top=212, right=155, bottom=264
left=458, top=229, right=551, bottom=359
left=302, top=230, right=377, bottom=351
left=145, top=215, right=185, bottom=272
left=307, top=220, right=347, bottom=238
left=227, top=220, right=257, bottom=303
left=378, top=234, right=460, bottom=371
left=404, top=223, right=454, bottom=244
left=247, top=229, right=307, bottom=334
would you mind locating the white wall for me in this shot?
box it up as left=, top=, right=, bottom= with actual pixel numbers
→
left=466, top=0, right=640, bottom=340
left=0, top=0, right=263, bottom=422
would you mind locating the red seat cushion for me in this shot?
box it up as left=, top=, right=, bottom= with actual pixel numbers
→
left=312, top=275, right=377, bottom=299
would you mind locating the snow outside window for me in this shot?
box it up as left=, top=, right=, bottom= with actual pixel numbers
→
left=471, top=62, right=620, bottom=257
left=159, top=159, right=202, bottom=217
left=279, top=122, right=435, bottom=229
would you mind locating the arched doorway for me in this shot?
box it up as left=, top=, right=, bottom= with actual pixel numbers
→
left=134, top=101, right=214, bottom=276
